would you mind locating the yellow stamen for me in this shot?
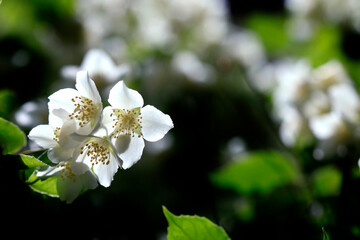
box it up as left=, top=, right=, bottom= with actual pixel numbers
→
left=68, top=96, right=98, bottom=128
left=111, top=108, right=143, bottom=138
left=57, top=161, right=76, bottom=182
left=80, top=139, right=111, bottom=166
left=53, top=127, right=61, bottom=143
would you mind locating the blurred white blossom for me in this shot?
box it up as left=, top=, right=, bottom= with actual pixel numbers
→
left=222, top=30, right=266, bottom=68
left=172, top=51, right=214, bottom=84
left=286, top=0, right=360, bottom=33
left=15, top=99, right=48, bottom=128
left=76, top=0, right=228, bottom=51
left=279, top=106, right=309, bottom=147
left=253, top=58, right=360, bottom=155
left=61, top=49, right=130, bottom=86
left=75, top=0, right=232, bottom=86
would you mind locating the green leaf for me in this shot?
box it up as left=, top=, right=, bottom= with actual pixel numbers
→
left=312, top=165, right=342, bottom=198
left=20, top=150, right=60, bottom=199
left=28, top=172, right=59, bottom=197
left=0, top=117, right=26, bottom=154
left=22, top=149, right=56, bottom=166
left=163, top=206, right=231, bottom=240
left=211, top=150, right=299, bottom=195
left=20, top=154, right=48, bottom=168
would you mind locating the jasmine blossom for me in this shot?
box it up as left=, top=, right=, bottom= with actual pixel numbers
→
left=102, top=81, right=173, bottom=169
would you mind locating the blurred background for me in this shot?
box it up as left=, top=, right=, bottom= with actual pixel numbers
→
left=1, top=0, right=360, bottom=239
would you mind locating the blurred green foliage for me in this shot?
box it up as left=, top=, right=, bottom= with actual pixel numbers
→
left=211, top=151, right=300, bottom=195
left=246, top=14, right=289, bottom=55
left=311, top=165, right=342, bottom=198
left=0, top=0, right=73, bottom=36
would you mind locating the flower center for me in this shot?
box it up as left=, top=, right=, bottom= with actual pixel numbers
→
left=53, top=127, right=61, bottom=143
left=57, top=161, right=76, bottom=182
left=110, top=108, right=143, bottom=138
left=80, top=139, right=111, bottom=166
left=69, top=96, right=98, bottom=127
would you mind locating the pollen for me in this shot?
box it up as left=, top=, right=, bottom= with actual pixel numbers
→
left=53, top=127, right=61, bottom=143
left=111, top=108, right=143, bottom=138
left=57, top=161, right=76, bottom=182
left=68, top=96, right=97, bottom=128
left=80, top=139, right=111, bottom=166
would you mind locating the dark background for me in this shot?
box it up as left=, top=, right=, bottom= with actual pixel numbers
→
left=1, top=0, right=359, bottom=239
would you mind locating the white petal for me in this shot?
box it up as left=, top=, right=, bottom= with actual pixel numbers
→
left=80, top=171, right=98, bottom=190
left=91, top=126, right=108, bottom=138
left=47, top=146, right=74, bottom=163
left=115, top=135, right=145, bottom=169
left=75, top=70, right=101, bottom=104
left=28, top=125, right=57, bottom=149
left=58, top=120, right=80, bottom=149
left=57, top=176, right=83, bottom=203
left=329, top=83, right=360, bottom=123
left=108, top=81, right=144, bottom=109
left=101, top=106, right=115, bottom=136
left=71, top=160, right=90, bottom=176
left=309, top=113, right=341, bottom=140
left=36, top=166, right=61, bottom=178
left=72, top=144, right=91, bottom=174
left=76, top=119, right=98, bottom=135
left=141, top=105, right=174, bottom=142
left=48, top=88, right=79, bottom=114
left=93, top=153, right=120, bottom=187
left=48, top=106, right=67, bottom=127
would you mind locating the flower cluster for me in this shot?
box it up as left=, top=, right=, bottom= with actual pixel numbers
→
left=74, top=0, right=230, bottom=85
left=286, top=0, right=360, bottom=39
left=254, top=59, right=360, bottom=158
left=28, top=71, right=173, bottom=203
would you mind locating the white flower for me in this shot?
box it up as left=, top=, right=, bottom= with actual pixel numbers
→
left=102, top=81, right=173, bottom=169
left=311, top=60, right=349, bottom=89
left=302, top=91, right=331, bottom=118
left=278, top=106, right=308, bottom=147
left=61, top=49, right=130, bottom=85
left=37, top=160, right=98, bottom=203
left=222, top=30, right=266, bottom=68
left=273, top=59, right=311, bottom=108
left=309, top=112, right=350, bottom=142
left=48, top=70, right=102, bottom=135
left=329, top=83, right=360, bottom=124
left=15, top=99, right=48, bottom=128
left=285, top=0, right=318, bottom=16
left=72, top=128, right=121, bottom=187
left=172, top=51, right=214, bottom=84
left=28, top=111, right=78, bottom=163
